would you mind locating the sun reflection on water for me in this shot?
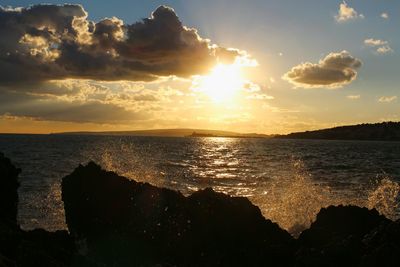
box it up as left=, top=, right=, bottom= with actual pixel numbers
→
left=14, top=136, right=400, bottom=235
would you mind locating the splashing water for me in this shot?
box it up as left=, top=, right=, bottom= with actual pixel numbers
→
left=251, top=159, right=400, bottom=237
left=99, top=149, right=400, bottom=236
left=251, top=160, right=337, bottom=236
left=5, top=135, right=399, bottom=234
left=99, top=149, right=400, bottom=237
left=367, top=178, right=400, bottom=221
left=98, top=147, right=167, bottom=188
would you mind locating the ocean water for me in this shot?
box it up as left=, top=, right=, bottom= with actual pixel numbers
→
left=1, top=134, right=400, bottom=235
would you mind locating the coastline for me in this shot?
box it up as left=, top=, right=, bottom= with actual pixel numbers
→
left=1, top=152, right=400, bottom=266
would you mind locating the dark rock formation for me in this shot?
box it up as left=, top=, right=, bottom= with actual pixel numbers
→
left=360, top=219, right=400, bottom=266
left=62, top=162, right=295, bottom=266
left=0, top=153, right=78, bottom=267
left=2, top=153, right=400, bottom=266
left=0, top=152, right=20, bottom=226
left=0, top=153, right=21, bottom=266
left=296, top=205, right=391, bottom=266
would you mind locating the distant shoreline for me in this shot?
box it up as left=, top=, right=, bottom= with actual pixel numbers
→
left=274, top=121, right=400, bottom=142
left=51, top=128, right=273, bottom=139
left=1, top=121, right=399, bottom=141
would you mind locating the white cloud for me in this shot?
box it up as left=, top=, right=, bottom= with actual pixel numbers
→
left=379, top=96, right=397, bottom=103
left=364, top=38, right=388, bottom=47
left=347, top=95, right=360, bottom=100
left=364, top=39, right=393, bottom=54
left=246, top=94, right=274, bottom=100
left=242, top=81, right=261, bottom=93
left=377, top=46, right=393, bottom=54
left=335, top=1, right=364, bottom=22
left=381, top=13, right=389, bottom=19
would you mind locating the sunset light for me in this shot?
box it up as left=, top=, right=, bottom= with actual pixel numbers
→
left=1, top=1, right=400, bottom=266
left=193, top=64, right=245, bottom=103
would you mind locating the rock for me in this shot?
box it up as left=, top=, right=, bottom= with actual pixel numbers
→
left=0, top=153, right=21, bottom=265
left=360, top=219, right=400, bottom=267
left=3, top=153, right=400, bottom=266
left=296, top=205, right=390, bottom=266
left=0, top=153, right=81, bottom=267
left=16, top=229, right=76, bottom=267
left=62, top=162, right=296, bottom=266
left=0, top=152, right=20, bottom=226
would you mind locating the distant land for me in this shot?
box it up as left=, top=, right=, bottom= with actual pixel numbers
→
left=31, top=121, right=400, bottom=141
left=54, top=128, right=272, bottom=138
left=275, top=121, right=400, bottom=141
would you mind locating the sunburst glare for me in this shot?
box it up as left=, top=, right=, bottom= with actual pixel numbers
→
left=192, top=64, right=246, bottom=103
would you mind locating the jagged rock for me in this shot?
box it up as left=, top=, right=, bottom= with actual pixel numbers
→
left=62, top=162, right=295, bottom=266
left=16, top=229, right=76, bottom=267
left=296, top=205, right=390, bottom=266
left=0, top=153, right=80, bottom=267
left=3, top=153, right=400, bottom=267
left=0, top=152, right=20, bottom=226
left=0, top=153, right=21, bottom=266
left=360, top=219, right=400, bottom=267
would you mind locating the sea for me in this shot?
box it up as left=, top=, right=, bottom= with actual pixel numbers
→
left=1, top=134, right=400, bottom=235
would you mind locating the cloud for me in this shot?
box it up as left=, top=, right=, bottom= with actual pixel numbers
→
left=381, top=13, right=389, bottom=19
left=364, top=39, right=388, bottom=47
left=364, top=39, right=393, bottom=54
left=246, top=94, right=274, bottom=100
left=0, top=89, right=148, bottom=123
left=335, top=1, right=364, bottom=22
left=133, top=94, right=159, bottom=102
left=242, top=82, right=261, bottom=93
left=378, top=96, right=397, bottom=103
left=0, top=4, right=254, bottom=125
left=0, top=78, right=192, bottom=124
left=347, top=95, right=360, bottom=100
left=376, top=46, right=393, bottom=54
left=282, top=51, right=362, bottom=88
left=0, top=4, right=242, bottom=85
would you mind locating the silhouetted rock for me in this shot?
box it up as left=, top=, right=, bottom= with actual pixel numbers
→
left=62, top=162, right=295, bottom=266
left=16, top=229, right=76, bottom=267
left=0, top=152, right=20, bottom=226
left=2, top=153, right=400, bottom=266
left=296, top=205, right=390, bottom=266
left=0, top=153, right=20, bottom=266
left=360, top=219, right=400, bottom=267
left=0, top=153, right=80, bottom=267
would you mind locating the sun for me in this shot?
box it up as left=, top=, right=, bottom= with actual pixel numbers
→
left=194, top=64, right=245, bottom=103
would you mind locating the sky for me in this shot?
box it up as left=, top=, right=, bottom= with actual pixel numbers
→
left=0, top=0, right=399, bottom=134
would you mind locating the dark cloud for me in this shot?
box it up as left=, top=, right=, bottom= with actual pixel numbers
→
left=0, top=4, right=243, bottom=124
left=133, top=94, right=159, bottom=102
left=282, top=51, right=362, bottom=88
left=0, top=4, right=239, bottom=84
left=0, top=90, right=147, bottom=123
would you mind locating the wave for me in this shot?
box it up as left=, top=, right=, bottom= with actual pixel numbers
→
left=97, top=149, right=400, bottom=237
left=251, top=159, right=400, bottom=236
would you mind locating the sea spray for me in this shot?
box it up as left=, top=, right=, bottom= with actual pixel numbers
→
left=251, top=159, right=400, bottom=237
left=367, top=178, right=400, bottom=220
left=93, top=146, right=400, bottom=237
left=98, top=146, right=168, bottom=188
left=250, top=159, right=336, bottom=237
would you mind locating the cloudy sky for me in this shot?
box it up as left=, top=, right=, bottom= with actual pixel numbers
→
left=0, top=0, right=399, bottom=134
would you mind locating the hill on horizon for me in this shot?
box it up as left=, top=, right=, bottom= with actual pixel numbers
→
left=54, top=128, right=271, bottom=138
left=275, top=121, right=400, bottom=141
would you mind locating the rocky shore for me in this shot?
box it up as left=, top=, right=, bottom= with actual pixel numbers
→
left=1, top=152, right=400, bottom=266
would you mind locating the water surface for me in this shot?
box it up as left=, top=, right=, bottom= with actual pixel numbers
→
left=1, top=134, right=399, bottom=234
